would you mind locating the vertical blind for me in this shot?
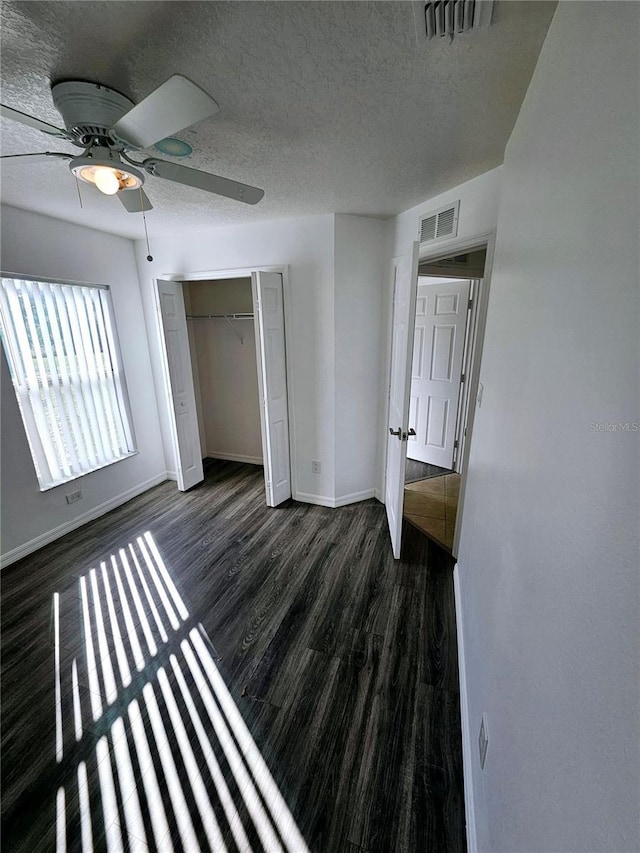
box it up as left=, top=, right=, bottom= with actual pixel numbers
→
left=0, top=277, right=136, bottom=490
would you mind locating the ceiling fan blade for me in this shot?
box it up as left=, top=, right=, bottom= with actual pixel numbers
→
left=1, top=104, right=69, bottom=138
left=111, top=75, right=219, bottom=149
left=118, top=188, right=153, bottom=213
left=143, top=157, right=264, bottom=205
left=0, top=151, right=73, bottom=162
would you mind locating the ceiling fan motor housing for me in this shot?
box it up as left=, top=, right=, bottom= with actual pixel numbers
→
left=51, top=80, right=134, bottom=144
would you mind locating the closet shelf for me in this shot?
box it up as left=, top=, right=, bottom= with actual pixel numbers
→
left=186, top=313, right=254, bottom=320
left=186, top=312, right=254, bottom=344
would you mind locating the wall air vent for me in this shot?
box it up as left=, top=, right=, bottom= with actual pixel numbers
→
left=418, top=0, right=493, bottom=40
left=419, top=200, right=460, bottom=245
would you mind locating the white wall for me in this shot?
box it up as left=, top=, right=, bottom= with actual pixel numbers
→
left=0, top=206, right=166, bottom=563
left=334, top=214, right=390, bottom=502
left=134, top=214, right=337, bottom=501
left=136, top=213, right=391, bottom=505
left=455, top=3, right=640, bottom=851
left=190, top=319, right=263, bottom=464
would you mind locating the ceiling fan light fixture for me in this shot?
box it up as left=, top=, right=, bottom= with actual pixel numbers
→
left=69, top=149, right=144, bottom=194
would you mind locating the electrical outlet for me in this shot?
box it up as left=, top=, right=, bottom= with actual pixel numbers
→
left=312, top=460, right=321, bottom=474
left=66, top=489, right=83, bottom=505
left=479, top=713, right=489, bottom=769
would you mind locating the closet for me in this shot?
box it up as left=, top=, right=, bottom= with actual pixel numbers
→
left=183, top=277, right=263, bottom=466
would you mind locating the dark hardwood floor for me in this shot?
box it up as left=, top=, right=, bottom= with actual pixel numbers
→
left=1, top=460, right=465, bottom=852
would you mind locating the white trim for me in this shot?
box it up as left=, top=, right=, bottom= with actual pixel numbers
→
left=334, top=488, right=376, bottom=507
left=206, top=451, right=263, bottom=466
left=165, top=470, right=177, bottom=481
left=454, top=564, right=478, bottom=853
left=0, top=472, right=170, bottom=568
left=161, top=264, right=286, bottom=282
left=418, top=230, right=494, bottom=264
left=294, top=488, right=376, bottom=508
left=293, top=491, right=335, bottom=507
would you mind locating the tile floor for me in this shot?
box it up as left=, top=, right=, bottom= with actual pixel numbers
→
left=403, top=473, right=460, bottom=553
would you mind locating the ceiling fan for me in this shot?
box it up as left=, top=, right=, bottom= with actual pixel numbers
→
left=0, top=75, right=265, bottom=213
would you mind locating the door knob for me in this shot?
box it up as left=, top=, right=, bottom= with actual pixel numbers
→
left=408, top=428, right=416, bottom=437
left=389, top=427, right=401, bottom=437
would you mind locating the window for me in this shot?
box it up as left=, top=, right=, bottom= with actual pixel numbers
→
left=0, top=276, right=136, bottom=490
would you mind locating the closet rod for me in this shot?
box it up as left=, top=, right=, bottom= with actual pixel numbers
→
left=186, top=313, right=254, bottom=320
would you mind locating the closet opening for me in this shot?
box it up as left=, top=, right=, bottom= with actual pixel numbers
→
left=155, top=268, right=292, bottom=507
left=185, top=277, right=263, bottom=469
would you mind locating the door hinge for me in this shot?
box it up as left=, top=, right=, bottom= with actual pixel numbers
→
left=468, top=298, right=473, bottom=310
left=454, top=439, right=459, bottom=449
left=460, top=373, right=466, bottom=383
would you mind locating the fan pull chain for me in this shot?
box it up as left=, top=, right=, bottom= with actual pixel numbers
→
left=140, top=188, right=153, bottom=262
left=74, top=175, right=83, bottom=209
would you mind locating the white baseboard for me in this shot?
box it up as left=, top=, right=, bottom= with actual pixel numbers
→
left=293, top=491, right=335, bottom=507
left=334, top=488, right=376, bottom=507
left=0, top=472, right=170, bottom=568
left=165, top=470, right=177, bottom=481
left=206, top=451, right=263, bottom=466
left=454, top=564, right=478, bottom=853
left=294, top=488, right=376, bottom=508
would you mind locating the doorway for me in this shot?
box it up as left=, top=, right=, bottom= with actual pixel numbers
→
left=402, top=248, right=487, bottom=553
left=155, top=268, right=293, bottom=507
left=185, top=277, right=263, bottom=468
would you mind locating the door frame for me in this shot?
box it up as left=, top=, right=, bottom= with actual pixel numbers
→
left=153, top=264, right=297, bottom=500
left=452, top=277, right=481, bottom=473
left=417, top=232, right=495, bottom=556
left=383, top=231, right=495, bottom=557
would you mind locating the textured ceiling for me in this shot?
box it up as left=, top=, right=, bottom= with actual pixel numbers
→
left=0, top=1, right=556, bottom=240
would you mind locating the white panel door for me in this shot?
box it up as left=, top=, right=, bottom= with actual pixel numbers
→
left=384, top=243, right=420, bottom=559
left=407, top=279, right=470, bottom=469
left=156, top=280, right=203, bottom=491
left=252, top=271, right=291, bottom=507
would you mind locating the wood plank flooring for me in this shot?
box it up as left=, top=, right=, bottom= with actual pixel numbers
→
left=1, top=460, right=465, bottom=852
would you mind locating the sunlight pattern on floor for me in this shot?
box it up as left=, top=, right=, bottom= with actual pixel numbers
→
left=53, top=531, right=309, bottom=852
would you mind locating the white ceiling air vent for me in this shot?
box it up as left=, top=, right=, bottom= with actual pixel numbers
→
left=417, top=0, right=493, bottom=40
left=419, top=200, right=460, bottom=245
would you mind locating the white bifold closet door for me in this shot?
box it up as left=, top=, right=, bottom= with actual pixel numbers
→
left=157, top=280, right=204, bottom=491
left=252, top=271, right=291, bottom=507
